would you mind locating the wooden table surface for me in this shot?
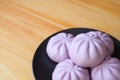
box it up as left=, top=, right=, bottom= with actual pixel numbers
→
left=0, top=0, right=120, bottom=79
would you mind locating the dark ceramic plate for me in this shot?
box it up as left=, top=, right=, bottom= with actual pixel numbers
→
left=32, top=28, right=120, bottom=80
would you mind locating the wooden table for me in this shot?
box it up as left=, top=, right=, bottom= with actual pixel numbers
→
left=0, top=0, right=120, bottom=79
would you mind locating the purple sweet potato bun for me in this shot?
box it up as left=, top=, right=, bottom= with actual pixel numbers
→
left=69, top=31, right=108, bottom=67
left=86, top=31, right=114, bottom=56
left=52, top=59, right=90, bottom=80
left=91, top=57, right=120, bottom=80
left=46, top=33, right=74, bottom=63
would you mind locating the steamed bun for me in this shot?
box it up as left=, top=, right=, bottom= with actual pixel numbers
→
left=46, top=33, right=74, bottom=62
left=52, top=59, right=90, bottom=80
left=69, top=31, right=107, bottom=67
left=91, top=57, right=120, bottom=80
left=87, top=31, right=114, bottom=56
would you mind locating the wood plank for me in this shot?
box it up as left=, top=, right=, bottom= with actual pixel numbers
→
left=0, top=0, right=120, bottom=79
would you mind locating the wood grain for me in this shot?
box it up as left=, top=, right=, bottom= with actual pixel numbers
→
left=0, top=0, right=120, bottom=79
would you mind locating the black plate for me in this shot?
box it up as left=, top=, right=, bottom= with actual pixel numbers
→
left=32, top=28, right=120, bottom=80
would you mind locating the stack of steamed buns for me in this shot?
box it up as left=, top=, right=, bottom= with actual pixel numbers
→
left=46, top=31, right=120, bottom=80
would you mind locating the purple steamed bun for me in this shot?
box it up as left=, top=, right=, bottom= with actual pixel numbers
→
left=46, top=33, right=74, bottom=62
left=52, top=59, right=90, bottom=80
left=69, top=31, right=107, bottom=67
left=91, top=57, right=120, bottom=80
left=87, top=31, right=114, bottom=56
